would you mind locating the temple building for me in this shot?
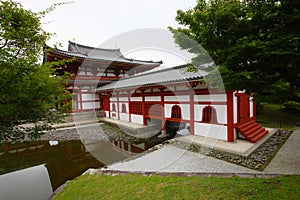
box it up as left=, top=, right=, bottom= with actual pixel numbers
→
left=44, top=41, right=162, bottom=112
left=44, top=41, right=268, bottom=143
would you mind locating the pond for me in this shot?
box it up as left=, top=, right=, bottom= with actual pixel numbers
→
left=0, top=139, right=148, bottom=191
left=0, top=121, right=177, bottom=199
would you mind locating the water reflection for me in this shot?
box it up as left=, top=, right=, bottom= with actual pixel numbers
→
left=83, top=140, right=147, bottom=165
left=0, top=139, right=148, bottom=190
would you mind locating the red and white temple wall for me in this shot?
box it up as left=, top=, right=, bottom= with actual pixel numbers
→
left=193, top=93, right=229, bottom=141
left=97, top=88, right=256, bottom=142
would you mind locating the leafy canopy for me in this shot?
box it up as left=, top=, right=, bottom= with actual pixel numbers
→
left=170, top=0, right=300, bottom=104
left=0, top=0, right=71, bottom=141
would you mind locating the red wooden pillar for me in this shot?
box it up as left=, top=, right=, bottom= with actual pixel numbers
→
left=116, top=92, right=120, bottom=120
left=226, top=91, right=234, bottom=142
left=108, top=92, right=111, bottom=118
left=160, top=88, right=166, bottom=134
left=99, top=93, right=103, bottom=110
left=141, top=90, right=147, bottom=125
left=189, top=92, right=195, bottom=135
left=128, top=91, right=131, bottom=122
left=79, top=87, right=83, bottom=111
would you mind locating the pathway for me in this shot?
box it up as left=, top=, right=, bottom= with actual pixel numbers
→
left=100, top=127, right=300, bottom=175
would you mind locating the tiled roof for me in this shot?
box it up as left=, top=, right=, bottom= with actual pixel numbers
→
left=68, top=41, right=124, bottom=61
left=95, top=65, right=206, bottom=92
left=47, top=41, right=162, bottom=65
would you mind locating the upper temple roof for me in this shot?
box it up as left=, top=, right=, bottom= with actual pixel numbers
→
left=46, top=41, right=163, bottom=66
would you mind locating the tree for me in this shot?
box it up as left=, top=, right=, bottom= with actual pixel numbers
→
left=169, top=0, right=300, bottom=105
left=0, top=0, right=70, bottom=141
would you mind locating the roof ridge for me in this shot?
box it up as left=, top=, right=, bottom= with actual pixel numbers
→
left=68, top=41, right=121, bottom=52
left=120, top=55, right=163, bottom=64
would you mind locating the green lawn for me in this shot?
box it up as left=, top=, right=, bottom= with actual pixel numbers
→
left=256, top=104, right=300, bottom=129
left=53, top=174, right=300, bottom=200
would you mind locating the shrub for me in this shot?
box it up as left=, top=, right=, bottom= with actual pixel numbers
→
left=283, top=101, right=300, bottom=112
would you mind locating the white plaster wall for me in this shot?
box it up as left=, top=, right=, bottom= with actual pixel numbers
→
left=110, top=97, right=117, bottom=102
left=131, top=114, right=143, bottom=124
left=250, top=97, right=254, bottom=118
left=214, top=105, right=227, bottom=124
left=82, top=93, right=95, bottom=101
left=130, top=97, right=142, bottom=101
left=96, top=101, right=100, bottom=109
left=120, top=113, right=129, bottom=121
left=164, top=104, right=173, bottom=118
left=181, top=104, right=190, bottom=120
left=233, top=92, right=238, bottom=123
left=145, top=96, right=160, bottom=101
left=164, top=95, right=190, bottom=102
left=119, top=97, right=128, bottom=102
left=82, top=102, right=99, bottom=110
left=194, top=94, right=226, bottom=102
left=194, top=123, right=228, bottom=141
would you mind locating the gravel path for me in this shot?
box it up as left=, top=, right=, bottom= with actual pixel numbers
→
left=263, top=127, right=300, bottom=174
left=102, top=128, right=300, bottom=175
left=105, top=145, right=258, bottom=173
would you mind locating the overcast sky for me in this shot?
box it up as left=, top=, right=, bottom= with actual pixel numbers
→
left=16, top=0, right=197, bottom=66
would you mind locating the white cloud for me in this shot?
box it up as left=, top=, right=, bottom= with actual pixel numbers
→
left=16, top=0, right=197, bottom=66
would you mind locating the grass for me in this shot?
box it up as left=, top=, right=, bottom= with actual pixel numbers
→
left=53, top=174, right=300, bottom=200
left=256, top=104, right=300, bottom=129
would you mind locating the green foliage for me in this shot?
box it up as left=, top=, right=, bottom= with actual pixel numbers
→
left=256, top=104, right=299, bottom=129
left=53, top=174, right=300, bottom=200
left=283, top=101, right=300, bottom=113
left=0, top=0, right=70, bottom=141
left=170, top=0, right=300, bottom=104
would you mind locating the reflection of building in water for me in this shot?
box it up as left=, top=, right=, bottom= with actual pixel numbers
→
left=0, top=139, right=148, bottom=189
left=113, top=140, right=147, bottom=153
left=82, top=140, right=147, bottom=165
left=0, top=141, right=89, bottom=161
left=0, top=141, right=102, bottom=190
left=0, top=141, right=47, bottom=156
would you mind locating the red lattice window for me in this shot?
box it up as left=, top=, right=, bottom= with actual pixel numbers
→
left=171, top=105, right=181, bottom=119
left=121, top=103, right=127, bottom=113
left=129, top=102, right=142, bottom=115
left=111, top=103, right=116, bottom=112
left=202, top=106, right=218, bottom=123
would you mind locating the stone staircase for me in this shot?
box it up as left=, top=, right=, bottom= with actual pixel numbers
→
left=236, top=120, right=269, bottom=143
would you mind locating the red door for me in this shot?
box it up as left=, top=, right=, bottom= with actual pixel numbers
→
left=101, top=96, right=110, bottom=111
left=237, top=94, right=250, bottom=123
